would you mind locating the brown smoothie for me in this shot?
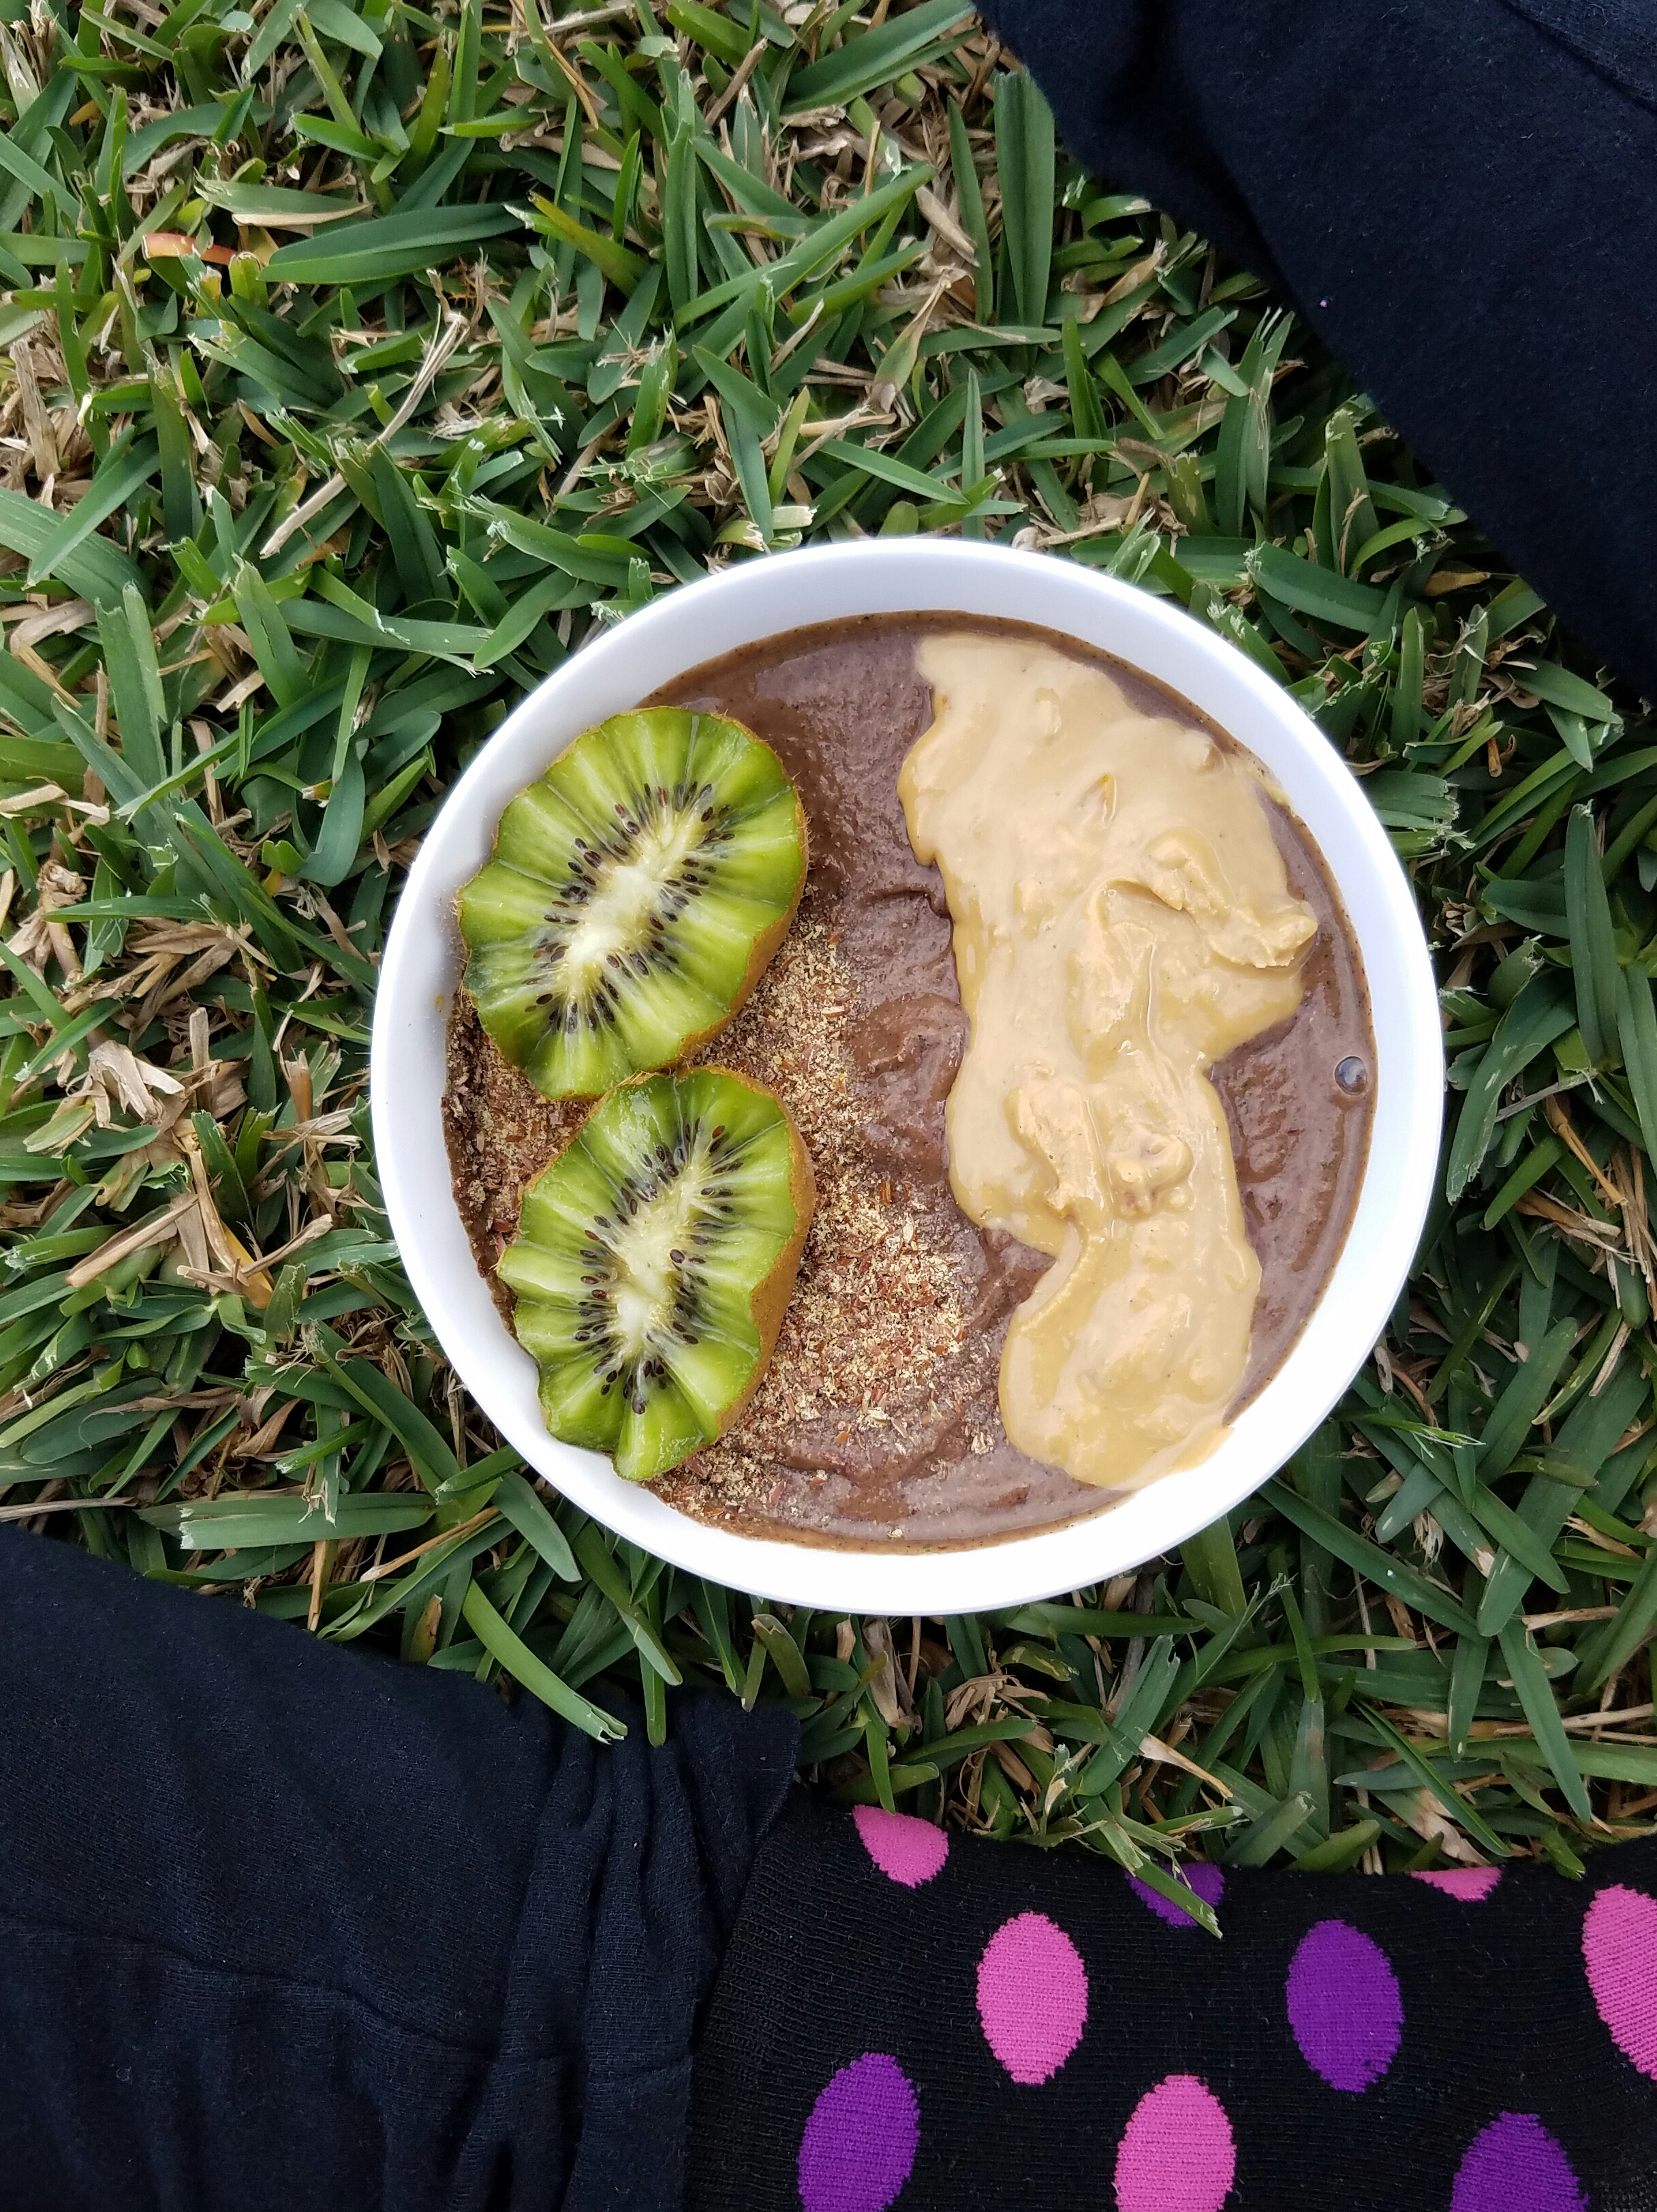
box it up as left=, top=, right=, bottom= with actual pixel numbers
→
left=443, top=615, right=1374, bottom=1549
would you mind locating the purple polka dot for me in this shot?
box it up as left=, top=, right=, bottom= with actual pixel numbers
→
left=1450, top=2114, right=1586, bottom=2212
left=1411, top=1868, right=1501, bottom=1901
left=976, top=1911, right=1089, bottom=2084
left=1114, top=2074, right=1237, bottom=2212
left=1128, top=1862, right=1225, bottom=1928
left=798, top=2053, right=919, bottom=2212
left=852, top=1804, right=948, bottom=1888
left=1285, top=1920, right=1403, bottom=2091
left=1583, top=1883, right=1657, bottom=2078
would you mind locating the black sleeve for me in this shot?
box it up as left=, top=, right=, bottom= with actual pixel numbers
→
left=0, top=1529, right=797, bottom=2212
left=982, top=0, right=1657, bottom=699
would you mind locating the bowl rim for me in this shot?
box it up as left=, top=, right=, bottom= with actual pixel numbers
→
left=371, top=538, right=1444, bottom=1613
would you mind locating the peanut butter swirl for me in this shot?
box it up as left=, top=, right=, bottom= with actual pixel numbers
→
left=899, top=633, right=1318, bottom=1492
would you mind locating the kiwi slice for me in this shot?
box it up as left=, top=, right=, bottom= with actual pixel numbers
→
left=458, top=708, right=807, bottom=1099
left=499, top=1066, right=815, bottom=1481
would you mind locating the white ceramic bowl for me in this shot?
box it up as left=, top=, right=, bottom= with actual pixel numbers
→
left=372, top=540, right=1442, bottom=1612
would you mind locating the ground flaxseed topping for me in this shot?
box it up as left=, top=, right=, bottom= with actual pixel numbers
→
left=655, top=914, right=991, bottom=1524
left=444, top=992, right=585, bottom=1316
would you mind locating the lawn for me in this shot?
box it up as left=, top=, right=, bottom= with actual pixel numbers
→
left=1, top=0, right=1653, bottom=1907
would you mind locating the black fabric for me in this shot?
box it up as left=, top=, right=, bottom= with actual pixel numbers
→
left=0, top=1528, right=798, bottom=2212
left=1500, top=0, right=1657, bottom=112
left=688, top=1790, right=1657, bottom=2211
left=981, top=0, right=1657, bottom=700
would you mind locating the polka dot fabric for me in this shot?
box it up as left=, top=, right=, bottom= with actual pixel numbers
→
left=852, top=1806, right=949, bottom=1889
left=1284, top=1921, right=1403, bottom=2089
left=1581, top=1883, right=1657, bottom=2078
left=1115, top=2075, right=1236, bottom=2212
left=975, top=1912, right=1088, bottom=2083
left=796, top=2054, right=920, bottom=2212
left=1449, top=2114, right=1586, bottom=2212
left=687, top=1798, right=1657, bottom=2212
left=1129, top=1861, right=1226, bottom=1926
left=1410, top=1867, right=1502, bottom=1901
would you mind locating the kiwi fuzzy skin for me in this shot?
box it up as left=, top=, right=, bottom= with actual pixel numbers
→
left=456, top=722, right=809, bottom=1098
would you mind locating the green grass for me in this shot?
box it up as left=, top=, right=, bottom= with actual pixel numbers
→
left=1, top=0, right=1654, bottom=1897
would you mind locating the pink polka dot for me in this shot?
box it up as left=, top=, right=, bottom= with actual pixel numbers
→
left=1411, top=1868, right=1502, bottom=1901
left=976, top=1911, right=1088, bottom=2085
left=1583, top=1884, right=1657, bottom=2078
left=852, top=1804, right=948, bottom=1888
left=1114, top=2074, right=1236, bottom=2212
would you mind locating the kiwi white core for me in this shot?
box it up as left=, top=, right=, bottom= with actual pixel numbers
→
left=605, top=1144, right=719, bottom=1362
left=560, top=810, right=707, bottom=993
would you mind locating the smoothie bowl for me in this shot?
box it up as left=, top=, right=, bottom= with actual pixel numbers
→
left=371, top=541, right=1442, bottom=1614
